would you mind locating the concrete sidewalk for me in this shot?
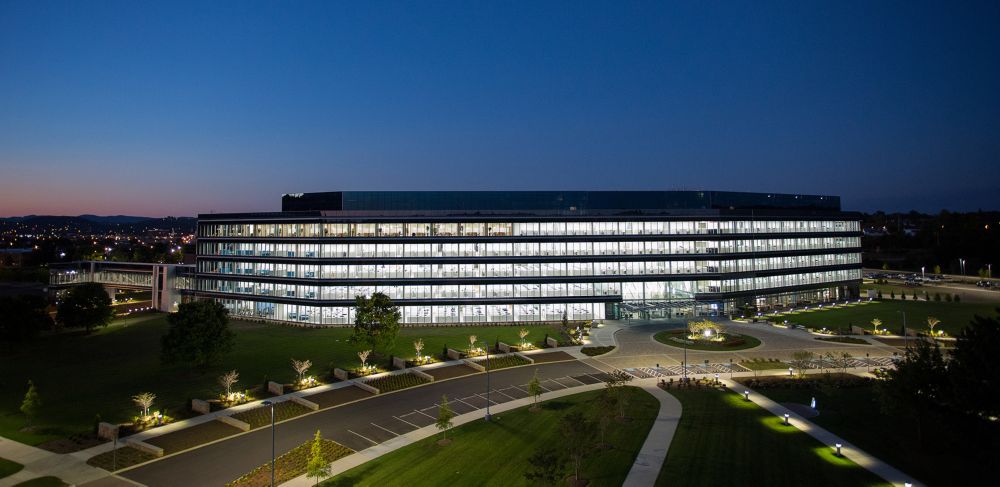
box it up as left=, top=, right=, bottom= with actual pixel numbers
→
left=622, top=379, right=682, bottom=487
left=0, top=436, right=111, bottom=487
left=722, top=378, right=922, bottom=487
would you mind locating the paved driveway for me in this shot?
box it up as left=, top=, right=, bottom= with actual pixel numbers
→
left=121, top=361, right=602, bottom=487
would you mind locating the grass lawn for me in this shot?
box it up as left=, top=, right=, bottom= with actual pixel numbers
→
left=0, top=457, right=24, bottom=478
left=771, top=300, right=997, bottom=336
left=654, top=329, right=761, bottom=351
left=0, top=314, right=561, bottom=444
left=656, top=389, right=888, bottom=486
left=754, top=382, right=1000, bottom=487
left=12, top=477, right=69, bottom=487
left=739, top=358, right=789, bottom=371
left=321, top=387, right=659, bottom=486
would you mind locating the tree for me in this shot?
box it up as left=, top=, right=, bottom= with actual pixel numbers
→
left=560, top=411, right=595, bottom=483
left=519, top=328, right=530, bottom=348
left=524, top=448, right=563, bottom=485
left=926, top=316, right=941, bottom=336
left=591, top=390, right=617, bottom=446
left=687, top=319, right=722, bottom=339
left=0, top=295, right=54, bottom=341
left=20, top=380, right=40, bottom=426
left=468, top=334, right=478, bottom=354
left=870, top=318, right=883, bottom=334
left=835, top=352, right=853, bottom=374
left=132, top=392, right=155, bottom=418
left=528, top=370, right=543, bottom=410
left=56, top=283, right=114, bottom=333
left=306, top=429, right=331, bottom=486
left=350, top=292, right=401, bottom=355
left=357, top=350, right=371, bottom=371
left=790, top=350, right=815, bottom=377
left=292, top=359, right=312, bottom=384
left=161, top=300, right=234, bottom=369
left=413, top=338, right=424, bottom=360
left=218, top=370, right=239, bottom=399
left=933, top=264, right=941, bottom=274
left=876, top=340, right=949, bottom=444
left=948, top=311, right=1000, bottom=420
left=604, top=369, right=633, bottom=418
left=436, top=394, right=456, bottom=443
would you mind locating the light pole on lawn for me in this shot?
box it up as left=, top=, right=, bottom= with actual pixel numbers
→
left=682, top=345, right=688, bottom=381
left=482, top=341, right=492, bottom=421
left=262, top=400, right=276, bottom=487
left=897, top=310, right=908, bottom=350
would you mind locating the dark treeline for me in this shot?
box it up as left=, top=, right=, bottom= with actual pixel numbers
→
left=862, top=210, right=999, bottom=275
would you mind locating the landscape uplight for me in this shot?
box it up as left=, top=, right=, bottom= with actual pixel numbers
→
left=783, top=413, right=790, bottom=425
left=743, top=390, right=750, bottom=401
left=788, top=367, right=793, bottom=376
left=835, top=443, right=842, bottom=456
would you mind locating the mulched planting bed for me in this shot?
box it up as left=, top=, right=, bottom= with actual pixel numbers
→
left=580, top=346, right=615, bottom=356
left=426, top=365, right=478, bottom=380
left=525, top=350, right=576, bottom=363
left=86, top=445, right=158, bottom=472
left=473, top=354, right=531, bottom=370
left=815, top=336, right=870, bottom=345
left=227, top=438, right=352, bottom=487
left=36, top=432, right=105, bottom=453
left=304, top=386, right=373, bottom=409
left=146, top=420, right=243, bottom=454
left=364, top=373, right=430, bottom=393
left=232, top=401, right=312, bottom=429
left=736, top=373, right=875, bottom=390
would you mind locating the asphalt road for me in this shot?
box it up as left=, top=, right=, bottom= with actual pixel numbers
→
left=121, top=360, right=602, bottom=487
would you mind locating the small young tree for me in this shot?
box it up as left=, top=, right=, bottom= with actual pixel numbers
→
left=591, top=390, right=617, bottom=446
left=871, top=318, right=883, bottom=334
left=560, top=411, right=595, bottom=483
left=413, top=338, right=424, bottom=360
left=790, top=350, right=815, bottom=377
left=292, top=359, right=312, bottom=384
left=519, top=328, right=530, bottom=348
left=890, top=290, right=895, bottom=299
left=132, top=392, right=155, bottom=418
left=945, top=294, right=953, bottom=302
left=20, top=380, right=40, bottom=426
left=604, top=369, right=633, bottom=418
left=933, top=264, right=941, bottom=274
left=306, top=429, right=331, bottom=486
left=528, top=370, right=543, bottom=410
left=218, top=370, right=239, bottom=399
left=927, top=317, right=941, bottom=336
left=954, top=294, right=961, bottom=303
left=358, top=350, right=371, bottom=371
left=468, top=334, right=478, bottom=354
left=562, top=311, right=569, bottom=329
left=436, top=394, right=456, bottom=444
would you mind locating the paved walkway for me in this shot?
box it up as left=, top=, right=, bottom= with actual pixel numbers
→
left=622, top=379, right=682, bottom=487
left=722, top=378, right=922, bottom=487
left=0, top=436, right=111, bottom=487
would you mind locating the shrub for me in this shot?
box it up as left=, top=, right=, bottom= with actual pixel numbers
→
left=954, top=294, right=961, bottom=303
left=364, top=373, right=430, bottom=393
left=934, top=293, right=941, bottom=301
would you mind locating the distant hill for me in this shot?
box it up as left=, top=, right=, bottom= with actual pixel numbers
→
left=0, top=215, right=196, bottom=233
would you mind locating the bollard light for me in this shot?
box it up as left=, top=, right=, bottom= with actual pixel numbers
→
left=788, top=367, right=793, bottom=376
left=783, top=413, right=789, bottom=425
left=744, top=390, right=750, bottom=401
left=835, top=443, right=842, bottom=456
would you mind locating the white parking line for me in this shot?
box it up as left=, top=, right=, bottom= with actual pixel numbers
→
left=394, top=415, right=420, bottom=428
left=493, top=389, right=517, bottom=400
left=562, top=375, right=587, bottom=385
left=456, top=397, right=479, bottom=409
left=347, top=429, right=378, bottom=445
left=371, top=422, right=399, bottom=436
left=414, top=409, right=436, bottom=419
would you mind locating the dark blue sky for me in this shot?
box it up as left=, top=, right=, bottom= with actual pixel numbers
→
left=1, top=0, right=998, bottom=216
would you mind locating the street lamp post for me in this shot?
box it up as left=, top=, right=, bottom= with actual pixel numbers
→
left=897, top=310, right=908, bottom=349
left=921, top=266, right=925, bottom=282
left=960, top=258, right=966, bottom=276
left=482, top=341, right=492, bottom=421
left=262, top=400, right=275, bottom=487
left=682, top=345, right=688, bottom=381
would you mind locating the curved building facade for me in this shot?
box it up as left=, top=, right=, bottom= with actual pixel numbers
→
left=192, top=191, right=862, bottom=325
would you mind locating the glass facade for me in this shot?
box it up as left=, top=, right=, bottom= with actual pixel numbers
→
left=194, top=192, right=862, bottom=326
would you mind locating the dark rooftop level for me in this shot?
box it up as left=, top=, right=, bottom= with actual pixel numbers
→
left=280, top=191, right=840, bottom=213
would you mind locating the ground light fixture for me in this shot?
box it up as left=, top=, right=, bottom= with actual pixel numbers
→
left=835, top=443, right=843, bottom=456
left=788, top=367, right=794, bottom=376
left=783, top=413, right=790, bottom=425
left=714, top=373, right=719, bottom=383
left=743, top=390, right=750, bottom=401
left=262, top=400, right=275, bottom=486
